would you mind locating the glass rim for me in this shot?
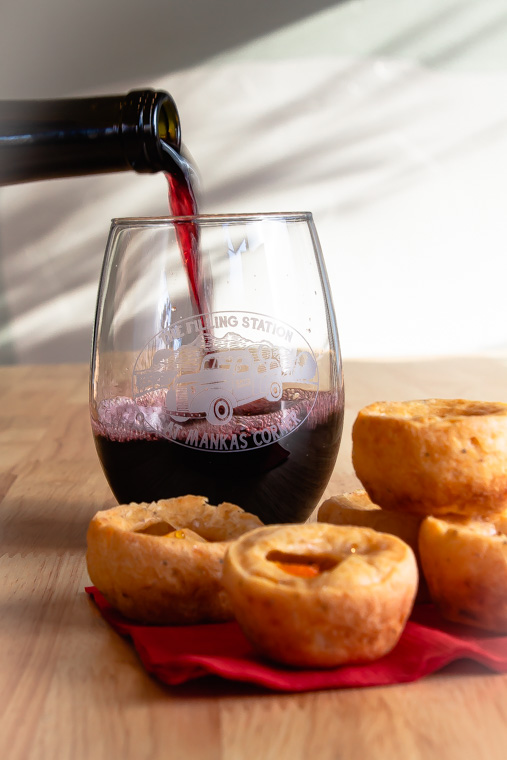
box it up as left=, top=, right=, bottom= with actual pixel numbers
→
left=110, top=211, right=313, bottom=226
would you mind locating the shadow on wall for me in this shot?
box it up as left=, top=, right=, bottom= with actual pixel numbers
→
left=0, top=0, right=345, bottom=97
left=0, top=0, right=346, bottom=365
left=2, top=0, right=507, bottom=363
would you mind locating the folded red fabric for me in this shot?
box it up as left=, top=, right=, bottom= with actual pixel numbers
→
left=86, top=586, right=507, bottom=692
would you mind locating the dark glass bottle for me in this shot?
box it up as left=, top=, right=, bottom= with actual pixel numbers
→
left=0, top=89, right=181, bottom=184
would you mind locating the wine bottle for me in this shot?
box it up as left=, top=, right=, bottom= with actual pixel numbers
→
left=0, top=89, right=181, bottom=184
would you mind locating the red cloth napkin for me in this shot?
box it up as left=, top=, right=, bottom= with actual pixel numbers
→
left=86, top=586, right=507, bottom=692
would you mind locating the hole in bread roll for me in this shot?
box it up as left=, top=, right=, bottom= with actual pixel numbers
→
left=459, top=403, right=506, bottom=417
left=134, top=522, right=208, bottom=543
left=135, top=521, right=176, bottom=536
left=274, top=562, right=320, bottom=578
left=266, top=549, right=338, bottom=575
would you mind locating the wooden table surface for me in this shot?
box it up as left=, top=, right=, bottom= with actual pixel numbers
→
left=1, top=358, right=506, bottom=760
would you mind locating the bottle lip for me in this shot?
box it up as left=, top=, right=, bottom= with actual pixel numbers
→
left=110, top=212, right=314, bottom=226
left=122, top=89, right=181, bottom=173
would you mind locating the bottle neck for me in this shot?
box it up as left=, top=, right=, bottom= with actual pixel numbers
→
left=0, top=89, right=181, bottom=184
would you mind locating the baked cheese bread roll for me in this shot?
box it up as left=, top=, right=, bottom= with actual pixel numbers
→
left=419, top=512, right=507, bottom=632
left=222, top=523, right=418, bottom=667
left=352, top=399, right=507, bottom=517
left=86, top=495, right=263, bottom=625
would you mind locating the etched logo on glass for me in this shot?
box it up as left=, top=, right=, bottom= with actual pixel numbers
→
left=132, top=311, right=318, bottom=451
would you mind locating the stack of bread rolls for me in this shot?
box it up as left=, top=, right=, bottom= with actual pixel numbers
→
left=319, top=399, right=507, bottom=633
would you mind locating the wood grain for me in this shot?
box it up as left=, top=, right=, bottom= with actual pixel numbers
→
left=1, top=359, right=506, bottom=760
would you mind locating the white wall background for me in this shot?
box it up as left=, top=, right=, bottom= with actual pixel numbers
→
left=1, top=0, right=507, bottom=364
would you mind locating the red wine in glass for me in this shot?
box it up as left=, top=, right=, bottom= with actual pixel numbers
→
left=93, top=390, right=343, bottom=524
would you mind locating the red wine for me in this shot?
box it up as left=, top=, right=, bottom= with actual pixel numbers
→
left=162, top=142, right=207, bottom=317
left=92, top=389, right=343, bottom=523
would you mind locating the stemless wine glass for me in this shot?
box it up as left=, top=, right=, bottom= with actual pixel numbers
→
left=90, top=213, right=344, bottom=524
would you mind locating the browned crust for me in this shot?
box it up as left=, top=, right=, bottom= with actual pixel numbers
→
left=418, top=513, right=507, bottom=632
left=352, top=399, right=507, bottom=517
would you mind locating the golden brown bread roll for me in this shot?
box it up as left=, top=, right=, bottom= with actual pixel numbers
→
left=352, top=399, right=507, bottom=517
left=86, top=495, right=263, bottom=624
left=419, top=512, right=507, bottom=632
left=222, top=523, right=418, bottom=667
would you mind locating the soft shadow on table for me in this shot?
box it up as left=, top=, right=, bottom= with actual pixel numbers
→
left=147, top=660, right=499, bottom=703
left=0, top=496, right=115, bottom=554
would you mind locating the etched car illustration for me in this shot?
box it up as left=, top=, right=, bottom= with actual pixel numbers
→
left=165, top=344, right=285, bottom=425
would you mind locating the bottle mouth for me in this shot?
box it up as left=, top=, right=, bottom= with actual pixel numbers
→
left=123, top=89, right=181, bottom=173
left=157, top=98, right=180, bottom=149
